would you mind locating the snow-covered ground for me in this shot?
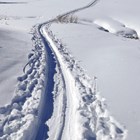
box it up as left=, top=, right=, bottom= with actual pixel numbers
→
left=0, top=26, right=32, bottom=106
left=50, top=22, right=140, bottom=140
left=49, top=0, right=140, bottom=139
left=0, top=0, right=86, bottom=105
left=42, top=27, right=127, bottom=140
left=0, top=0, right=140, bottom=139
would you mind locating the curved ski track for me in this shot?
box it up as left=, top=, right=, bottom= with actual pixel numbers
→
left=35, top=0, right=101, bottom=139
left=35, top=0, right=127, bottom=139
left=0, top=0, right=127, bottom=140
left=42, top=27, right=80, bottom=140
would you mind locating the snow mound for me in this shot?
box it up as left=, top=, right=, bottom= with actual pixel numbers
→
left=94, top=17, right=139, bottom=39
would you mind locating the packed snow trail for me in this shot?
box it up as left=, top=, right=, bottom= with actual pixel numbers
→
left=0, top=0, right=127, bottom=139
left=0, top=1, right=101, bottom=139
left=38, top=0, right=100, bottom=25
left=42, top=27, right=80, bottom=140
left=40, top=25, right=127, bottom=140
left=34, top=25, right=56, bottom=140
left=36, top=1, right=127, bottom=139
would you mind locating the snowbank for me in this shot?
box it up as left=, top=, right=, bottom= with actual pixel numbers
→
left=94, top=17, right=138, bottom=39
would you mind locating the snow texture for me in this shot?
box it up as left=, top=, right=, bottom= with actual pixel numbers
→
left=0, top=27, right=47, bottom=140
left=1, top=0, right=139, bottom=139
left=93, top=17, right=138, bottom=39
left=42, top=27, right=127, bottom=140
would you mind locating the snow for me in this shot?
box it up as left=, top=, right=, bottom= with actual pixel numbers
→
left=0, top=0, right=86, bottom=107
left=42, top=27, right=127, bottom=140
left=49, top=1, right=140, bottom=139
left=50, top=22, right=140, bottom=140
left=0, top=0, right=140, bottom=139
left=93, top=17, right=138, bottom=39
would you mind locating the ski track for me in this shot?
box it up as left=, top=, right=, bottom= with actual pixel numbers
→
left=41, top=26, right=127, bottom=140
left=42, top=27, right=80, bottom=140
left=34, top=25, right=56, bottom=140
left=0, top=0, right=128, bottom=139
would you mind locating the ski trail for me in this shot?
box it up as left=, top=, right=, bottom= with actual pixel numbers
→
left=45, top=51, right=67, bottom=140
left=34, top=26, right=56, bottom=140
left=36, top=0, right=127, bottom=139
left=0, top=1, right=100, bottom=139
left=38, top=0, right=100, bottom=26
left=56, top=0, right=99, bottom=22
left=33, top=1, right=102, bottom=139
left=42, top=27, right=80, bottom=140
left=39, top=26, right=68, bottom=140
left=41, top=26, right=127, bottom=140
left=0, top=0, right=128, bottom=139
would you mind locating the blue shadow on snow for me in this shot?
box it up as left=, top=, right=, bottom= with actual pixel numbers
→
left=35, top=27, right=56, bottom=140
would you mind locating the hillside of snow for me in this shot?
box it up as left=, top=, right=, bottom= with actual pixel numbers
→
left=0, top=0, right=139, bottom=140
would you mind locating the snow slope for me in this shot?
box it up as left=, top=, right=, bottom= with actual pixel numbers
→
left=49, top=0, right=140, bottom=139
left=42, top=26, right=127, bottom=140
left=0, top=0, right=90, bottom=105
left=0, top=26, right=48, bottom=139
left=0, top=0, right=139, bottom=139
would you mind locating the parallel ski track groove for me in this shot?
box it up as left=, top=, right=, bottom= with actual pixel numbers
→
left=35, top=0, right=100, bottom=139
left=47, top=41, right=67, bottom=140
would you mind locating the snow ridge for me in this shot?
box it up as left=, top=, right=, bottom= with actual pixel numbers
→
left=42, top=26, right=127, bottom=140
left=94, top=17, right=139, bottom=39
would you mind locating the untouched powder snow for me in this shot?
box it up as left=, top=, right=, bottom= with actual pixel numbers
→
left=0, top=26, right=32, bottom=106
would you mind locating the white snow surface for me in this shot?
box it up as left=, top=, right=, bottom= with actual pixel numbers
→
left=0, top=26, right=32, bottom=106
left=42, top=27, right=127, bottom=140
left=50, top=0, right=140, bottom=139
left=0, top=0, right=89, bottom=107
left=0, top=0, right=139, bottom=139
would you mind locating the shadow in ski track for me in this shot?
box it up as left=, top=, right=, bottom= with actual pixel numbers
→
left=35, top=27, right=56, bottom=140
